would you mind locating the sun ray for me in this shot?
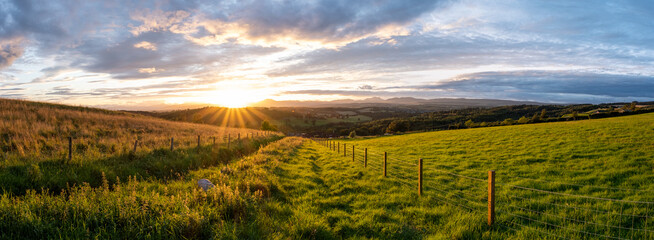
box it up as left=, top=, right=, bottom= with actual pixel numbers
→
left=246, top=107, right=273, bottom=128
left=233, top=108, right=247, bottom=129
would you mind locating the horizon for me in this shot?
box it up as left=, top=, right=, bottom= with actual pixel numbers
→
left=1, top=1, right=653, bottom=109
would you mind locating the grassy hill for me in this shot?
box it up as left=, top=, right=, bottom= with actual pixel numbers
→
left=324, top=112, right=654, bottom=238
left=0, top=98, right=280, bottom=195
left=1, top=104, right=652, bottom=239
left=0, top=98, right=269, bottom=164
left=141, top=106, right=384, bottom=133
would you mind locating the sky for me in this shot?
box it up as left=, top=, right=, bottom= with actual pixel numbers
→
left=1, top=0, right=653, bottom=109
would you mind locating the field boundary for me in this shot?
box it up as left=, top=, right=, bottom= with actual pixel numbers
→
left=1, top=131, right=279, bottom=164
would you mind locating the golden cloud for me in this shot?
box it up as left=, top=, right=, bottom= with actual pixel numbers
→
left=133, top=41, right=157, bottom=51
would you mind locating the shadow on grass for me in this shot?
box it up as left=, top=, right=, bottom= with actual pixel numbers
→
left=0, top=136, right=284, bottom=196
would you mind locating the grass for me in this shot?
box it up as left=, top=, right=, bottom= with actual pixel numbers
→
left=327, top=112, right=654, bottom=239
left=0, top=137, right=303, bottom=239
left=1, top=136, right=492, bottom=239
left=271, top=114, right=373, bottom=128
left=0, top=98, right=267, bottom=165
left=1, top=100, right=653, bottom=239
left=0, top=98, right=282, bottom=196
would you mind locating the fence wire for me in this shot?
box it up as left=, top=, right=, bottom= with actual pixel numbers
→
left=315, top=139, right=654, bottom=240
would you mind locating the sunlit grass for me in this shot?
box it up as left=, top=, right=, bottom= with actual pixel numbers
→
left=0, top=98, right=269, bottom=166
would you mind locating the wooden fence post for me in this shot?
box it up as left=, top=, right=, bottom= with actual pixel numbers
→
left=68, top=136, right=72, bottom=162
left=488, top=170, right=496, bottom=226
left=212, top=136, right=216, bottom=145
left=338, top=142, right=340, bottom=154
left=133, top=139, right=138, bottom=152
left=170, top=137, right=174, bottom=151
left=344, top=143, right=347, bottom=156
left=418, top=158, right=423, bottom=196
left=197, top=135, right=200, bottom=148
left=352, top=145, right=355, bottom=161
left=364, top=148, right=367, bottom=167
left=238, top=133, right=240, bottom=140
left=383, top=152, right=387, bottom=177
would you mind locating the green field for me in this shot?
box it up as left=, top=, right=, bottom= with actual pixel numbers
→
left=1, top=111, right=653, bottom=239
left=272, top=114, right=373, bottom=128
left=326, top=112, right=654, bottom=239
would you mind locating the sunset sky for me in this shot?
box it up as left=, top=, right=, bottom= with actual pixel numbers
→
left=1, top=0, right=653, bottom=109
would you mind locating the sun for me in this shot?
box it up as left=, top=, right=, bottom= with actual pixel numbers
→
left=204, top=86, right=262, bottom=108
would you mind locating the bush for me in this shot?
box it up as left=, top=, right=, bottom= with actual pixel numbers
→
left=386, top=120, right=410, bottom=133
left=260, top=120, right=278, bottom=131
left=502, top=118, right=514, bottom=125
left=464, top=119, right=475, bottom=128
left=348, top=130, right=357, bottom=138
left=517, top=116, right=530, bottom=124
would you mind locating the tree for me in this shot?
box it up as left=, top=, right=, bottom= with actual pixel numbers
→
left=517, top=116, right=530, bottom=124
left=464, top=119, right=475, bottom=128
left=629, top=101, right=637, bottom=111
left=386, top=120, right=410, bottom=133
left=572, top=111, right=578, bottom=120
left=502, top=118, right=514, bottom=125
left=531, top=113, right=539, bottom=123
left=260, top=120, right=278, bottom=131
left=540, top=109, right=547, bottom=121
left=348, top=130, right=357, bottom=138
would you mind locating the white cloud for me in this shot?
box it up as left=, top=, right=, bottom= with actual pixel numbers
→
left=138, top=67, right=162, bottom=73
left=133, top=41, right=157, bottom=51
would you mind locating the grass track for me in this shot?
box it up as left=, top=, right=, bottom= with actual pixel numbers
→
left=264, top=140, right=499, bottom=239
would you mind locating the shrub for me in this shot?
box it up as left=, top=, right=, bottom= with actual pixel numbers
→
left=502, top=118, right=514, bottom=125
left=348, top=130, right=357, bottom=138
left=386, top=120, right=410, bottom=133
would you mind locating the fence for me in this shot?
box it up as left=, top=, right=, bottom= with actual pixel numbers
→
left=1, top=131, right=278, bottom=163
left=315, top=139, right=654, bottom=239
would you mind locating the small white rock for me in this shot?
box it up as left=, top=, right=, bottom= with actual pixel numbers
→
left=197, top=179, right=215, bottom=191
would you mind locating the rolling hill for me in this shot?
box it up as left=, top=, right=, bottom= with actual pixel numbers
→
left=1, top=98, right=652, bottom=239
left=0, top=98, right=267, bottom=164
left=320, top=112, right=654, bottom=238
left=0, top=98, right=280, bottom=195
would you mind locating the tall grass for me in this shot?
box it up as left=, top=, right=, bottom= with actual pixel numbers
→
left=0, top=137, right=305, bottom=239
left=0, top=98, right=267, bottom=165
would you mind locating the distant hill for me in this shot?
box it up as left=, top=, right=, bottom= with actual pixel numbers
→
left=251, top=97, right=545, bottom=110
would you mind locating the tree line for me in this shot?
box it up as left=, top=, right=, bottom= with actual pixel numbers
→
left=315, top=102, right=653, bottom=137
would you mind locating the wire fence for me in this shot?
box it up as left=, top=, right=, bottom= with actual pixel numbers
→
left=314, top=139, right=654, bottom=239
left=0, top=131, right=279, bottom=164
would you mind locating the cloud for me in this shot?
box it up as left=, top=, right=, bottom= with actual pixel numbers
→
left=137, top=68, right=158, bottom=73
left=358, top=85, right=374, bottom=90
left=129, top=9, right=195, bottom=36
left=122, top=0, right=443, bottom=48
left=3, top=0, right=654, bottom=106
left=219, top=0, right=442, bottom=46
left=133, top=41, right=157, bottom=51
left=283, top=70, right=654, bottom=104
left=0, top=37, right=25, bottom=69
left=70, top=30, right=282, bottom=79
left=428, top=71, right=654, bottom=99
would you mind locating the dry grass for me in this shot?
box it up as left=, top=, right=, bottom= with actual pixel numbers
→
left=0, top=98, right=269, bottom=165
